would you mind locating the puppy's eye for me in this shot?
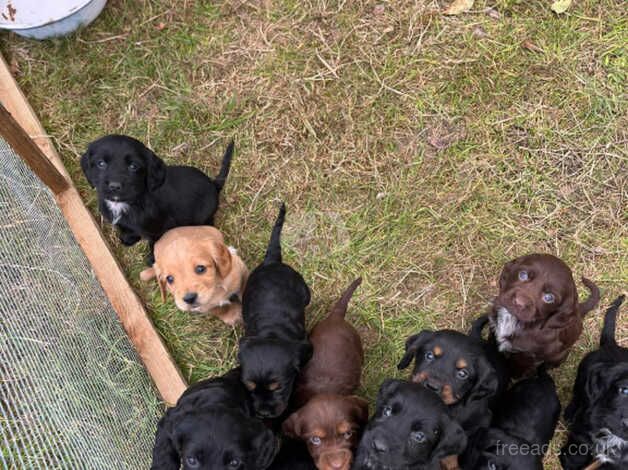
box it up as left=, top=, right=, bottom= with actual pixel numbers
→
left=382, top=405, right=393, bottom=417
left=128, top=162, right=139, bottom=171
left=433, top=428, right=440, bottom=436
left=456, top=369, right=469, bottom=380
left=309, top=436, right=322, bottom=446
left=542, top=293, right=555, bottom=304
left=166, top=275, right=174, bottom=284
left=619, top=386, right=628, bottom=395
left=518, top=270, right=528, bottom=281
left=410, top=431, right=425, bottom=443
left=228, top=458, right=240, bottom=468
left=244, top=381, right=256, bottom=391
left=97, top=160, right=107, bottom=169
left=185, top=456, right=199, bottom=468
left=343, top=431, right=353, bottom=439
left=425, top=351, right=435, bottom=361
left=195, top=265, right=207, bottom=274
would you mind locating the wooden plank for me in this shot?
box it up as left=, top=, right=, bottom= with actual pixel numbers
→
left=0, top=104, right=69, bottom=194
left=0, top=52, right=187, bottom=405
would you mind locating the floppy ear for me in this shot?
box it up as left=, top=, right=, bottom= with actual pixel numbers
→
left=144, top=148, right=166, bottom=191
left=431, top=413, right=467, bottom=460
left=376, top=379, right=401, bottom=406
left=80, top=151, right=96, bottom=188
left=150, top=413, right=180, bottom=470
left=584, top=363, right=619, bottom=404
left=282, top=409, right=304, bottom=438
left=209, top=241, right=233, bottom=278
left=468, top=355, right=499, bottom=402
left=293, top=341, right=313, bottom=370
left=397, top=331, right=434, bottom=370
left=345, top=395, right=370, bottom=427
left=253, top=426, right=278, bottom=470
left=140, top=267, right=156, bottom=281
left=498, top=258, right=519, bottom=290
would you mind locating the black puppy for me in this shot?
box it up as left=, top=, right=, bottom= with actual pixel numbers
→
left=461, top=367, right=561, bottom=469
left=269, top=439, right=317, bottom=470
left=150, top=368, right=278, bottom=470
left=81, top=135, right=233, bottom=262
left=352, top=379, right=467, bottom=470
left=397, top=321, right=508, bottom=436
left=238, top=203, right=312, bottom=419
left=561, top=295, right=627, bottom=470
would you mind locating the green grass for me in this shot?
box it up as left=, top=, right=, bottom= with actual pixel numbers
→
left=2, top=1, right=626, bottom=467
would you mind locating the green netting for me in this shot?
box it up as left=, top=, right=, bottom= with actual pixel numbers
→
left=0, top=137, right=160, bottom=469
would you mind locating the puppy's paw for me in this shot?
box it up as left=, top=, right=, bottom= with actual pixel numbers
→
left=217, top=303, right=243, bottom=326
left=119, top=232, right=141, bottom=246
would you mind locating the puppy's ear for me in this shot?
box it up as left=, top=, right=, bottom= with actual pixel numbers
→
left=376, top=379, right=401, bottom=405
left=282, top=410, right=304, bottom=438
left=150, top=413, right=180, bottom=470
left=585, top=363, right=619, bottom=403
left=468, top=355, right=499, bottom=402
left=432, top=414, right=467, bottom=460
left=498, top=258, right=518, bottom=290
left=209, top=242, right=232, bottom=278
left=345, top=395, right=370, bottom=427
left=252, top=426, right=278, bottom=469
left=293, top=341, right=313, bottom=370
left=397, top=331, right=433, bottom=370
left=80, top=151, right=96, bottom=188
left=145, top=148, right=166, bottom=191
left=140, top=267, right=156, bottom=281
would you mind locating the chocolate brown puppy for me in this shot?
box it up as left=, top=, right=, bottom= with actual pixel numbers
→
left=283, top=278, right=368, bottom=470
left=489, top=253, right=600, bottom=377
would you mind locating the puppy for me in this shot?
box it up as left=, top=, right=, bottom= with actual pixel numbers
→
left=150, top=368, right=278, bottom=470
left=139, top=226, right=248, bottom=325
left=238, top=203, right=312, bottom=419
left=81, top=135, right=233, bottom=263
left=462, top=367, right=561, bottom=469
left=269, top=439, right=317, bottom=470
left=397, top=326, right=507, bottom=436
left=489, top=253, right=600, bottom=377
left=352, top=379, right=467, bottom=470
left=283, top=278, right=368, bottom=470
left=561, top=295, right=627, bottom=470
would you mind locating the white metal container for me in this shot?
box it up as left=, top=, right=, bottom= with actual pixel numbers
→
left=0, top=0, right=107, bottom=39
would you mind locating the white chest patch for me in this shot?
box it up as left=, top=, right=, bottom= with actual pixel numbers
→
left=592, top=428, right=627, bottom=464
left=492, top=307, right=520, bottom=352
left=105, top=200, right=130, bottom=225
left=228, top=246, right=237, bottom=255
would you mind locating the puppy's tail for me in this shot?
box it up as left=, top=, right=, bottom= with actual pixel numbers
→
left=263, top=203, right=286, bottom=265
left=600, top=295, right=625, bottom=348
left=214, top=140, right=234, bottom=192
left=468, top=315, right=489, bottom=340
left=579, top=277, right=601, bottom=317
left=329, top=277, right=362, bottom=319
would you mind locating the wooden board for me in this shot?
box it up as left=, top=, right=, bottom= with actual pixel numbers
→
left=0, top=52, right=187, bottom=405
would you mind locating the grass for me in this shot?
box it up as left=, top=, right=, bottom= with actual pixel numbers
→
left=2, top=0, right=626, bottom=467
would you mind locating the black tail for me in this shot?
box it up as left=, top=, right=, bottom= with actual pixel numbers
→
left=214, top=140, right=234, bottom=192
left=600, top=295, right=625, bottom=348
left=468, top=315, right=489, bottom=340
left=329, top=277, right=362, bottom=319
left=578, top=277, right=601, bottom=317
left=263, top=203, right=286, bottom=265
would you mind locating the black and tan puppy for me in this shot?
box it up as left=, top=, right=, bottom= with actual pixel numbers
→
left=352, top=379, right=467, bottom=470
left=397, top=324, right=508, bottom=436
left=561, top=295, right=627, bottom=470
left=150, top=368, right=278, bottom=470
left=238, top=203, right=312, bottom=419
left=461, top=367, right=561, bottom=470
left=81, top=135, right=233, bottom=263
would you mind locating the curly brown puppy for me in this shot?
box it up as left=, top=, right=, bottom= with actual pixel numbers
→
left=489, top=253, right=600, bottom=377
left=140, top=226, right=248, bottom=325
left=283, top=278, right=368, bottom=470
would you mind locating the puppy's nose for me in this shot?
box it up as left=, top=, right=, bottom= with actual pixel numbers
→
left=183, top=292, right=198, bottom=305
left=107, top=181, right=122, bottom=191
left=513, top=293, right=529, bottom=308
left=371, top=437, right=388, bottom=453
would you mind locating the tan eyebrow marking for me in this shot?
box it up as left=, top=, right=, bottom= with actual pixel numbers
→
left=433, top=345, right=443, bottom=356
left=456, top=358, right=468, bottom=369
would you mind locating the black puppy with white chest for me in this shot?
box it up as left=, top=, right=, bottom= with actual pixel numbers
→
left=561, top=295, right=627, bottom=470
left=462, top=367, right=561, bottom=470
left=238, top=203, right=312, bottom=419
left=353, top=379, right=467, bottom=470
left=150, top=368, right=278, bottom=470
left=81, top=135, right=233, bottom=263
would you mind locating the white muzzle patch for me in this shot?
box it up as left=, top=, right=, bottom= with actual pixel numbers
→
left=105, top=200, right=130, bottom=225
left=491, top=307, right=519, bottom=352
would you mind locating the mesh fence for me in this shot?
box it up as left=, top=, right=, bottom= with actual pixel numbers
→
left=0, top=137, right=161, bottom=469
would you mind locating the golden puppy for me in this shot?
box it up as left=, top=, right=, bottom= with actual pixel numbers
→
left=140, top=226, right=247, bottom=325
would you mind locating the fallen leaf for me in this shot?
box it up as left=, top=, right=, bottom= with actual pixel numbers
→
left=444, top=0, right=474, bottom=16
left=522, top=39, right=544, bottom=53
left=485, top=7, right=500, bottom=20
left=551, top=0, right=572, bottom=14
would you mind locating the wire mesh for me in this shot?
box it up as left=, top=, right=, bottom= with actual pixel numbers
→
left=0, top=137, right=160, bottom=469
